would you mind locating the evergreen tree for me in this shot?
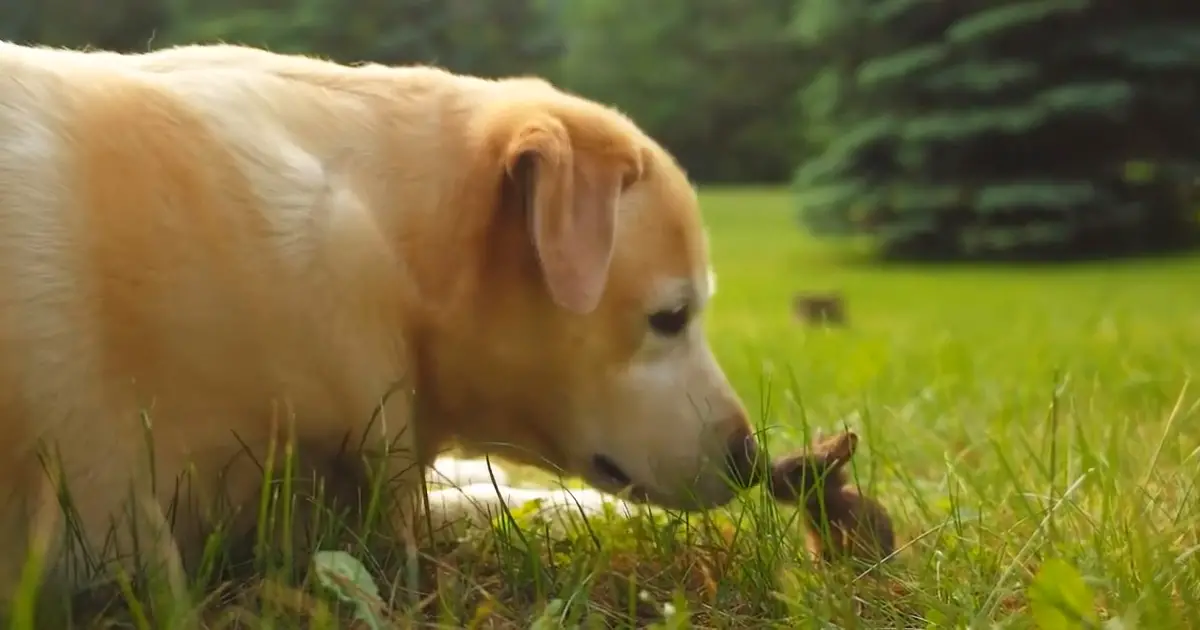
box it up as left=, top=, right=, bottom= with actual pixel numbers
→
left=794, top=0, right=1200, bottom=260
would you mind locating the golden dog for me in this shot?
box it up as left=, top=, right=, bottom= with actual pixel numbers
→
left=0, top=41, right=761, bottom=603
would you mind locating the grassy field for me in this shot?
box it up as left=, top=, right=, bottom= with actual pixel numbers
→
left=699, top=188, right=1200, bottom=628
left=34, top=187, right=1200, bottom=629
left=698, top=188, right=1200, bottom=628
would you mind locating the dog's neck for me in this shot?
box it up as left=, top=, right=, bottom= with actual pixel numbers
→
left=272, top=68, right=571, bottom=470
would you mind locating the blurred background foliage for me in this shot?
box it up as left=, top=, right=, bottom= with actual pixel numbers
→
left=4, top=0, right=1198, bottom=261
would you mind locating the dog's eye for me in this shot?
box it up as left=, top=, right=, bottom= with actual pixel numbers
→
left=648, top=306, right=690, bottom=337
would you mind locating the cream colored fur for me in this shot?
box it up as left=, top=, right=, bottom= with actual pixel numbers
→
left=0, top=41, right=754, bottom=604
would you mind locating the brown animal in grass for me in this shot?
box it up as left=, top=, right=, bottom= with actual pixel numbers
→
left=767, top=431, right=895, bottom=565
left=792, top=292, right=846, bottom=326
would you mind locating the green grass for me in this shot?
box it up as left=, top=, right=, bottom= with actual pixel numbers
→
left=19, top=187, right=1200, bottom=629
left=702, top=187, right=1200, bottom=627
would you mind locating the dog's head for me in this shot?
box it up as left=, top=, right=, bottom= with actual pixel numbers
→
left=411, top=78, right=762, bottom=511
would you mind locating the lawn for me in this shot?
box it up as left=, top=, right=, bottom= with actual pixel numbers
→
left=700, top=187, right=1200, bottom=628
left=40, top=187, right=1200, bottom=629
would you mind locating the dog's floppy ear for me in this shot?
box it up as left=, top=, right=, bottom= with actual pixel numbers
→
left=501, top=114, right=640, bottom=315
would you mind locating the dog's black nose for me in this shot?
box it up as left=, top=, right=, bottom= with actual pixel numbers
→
left=725, top=425, right=765, bottom=488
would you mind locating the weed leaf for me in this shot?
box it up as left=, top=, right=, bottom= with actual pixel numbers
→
left=312, top=550, right=385, bottom=630
left=1028, top=558, right=1099, bottom=630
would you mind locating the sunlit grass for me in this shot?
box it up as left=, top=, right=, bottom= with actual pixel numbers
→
left=9, top=187, right=1199, bottom=628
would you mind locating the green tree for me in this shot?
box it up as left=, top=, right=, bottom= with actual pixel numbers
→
left=161, top=0, right=563, bottom=79
left=560, top=0, right=806, bottom=183
left=3, top=0, right=167, bottom=51
left=794, top=0, right=1200, bottom=260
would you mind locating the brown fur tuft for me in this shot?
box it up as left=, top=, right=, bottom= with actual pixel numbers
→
left=768, top=431, right=896, bottom=565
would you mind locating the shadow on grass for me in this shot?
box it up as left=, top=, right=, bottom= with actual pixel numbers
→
left=5, top=423, right=927, bottom=630
left=807, top=234, right=1200, bottom=272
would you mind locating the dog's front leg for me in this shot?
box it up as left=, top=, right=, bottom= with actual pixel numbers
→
left=120, top=489, right=189, bottom=604
left=350, top=385, right=427, bottom=551
left=33, top=445, right=189, bottom=601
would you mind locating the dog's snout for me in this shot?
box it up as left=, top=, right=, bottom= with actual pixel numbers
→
left=724, top=425, right=764, bottom=489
